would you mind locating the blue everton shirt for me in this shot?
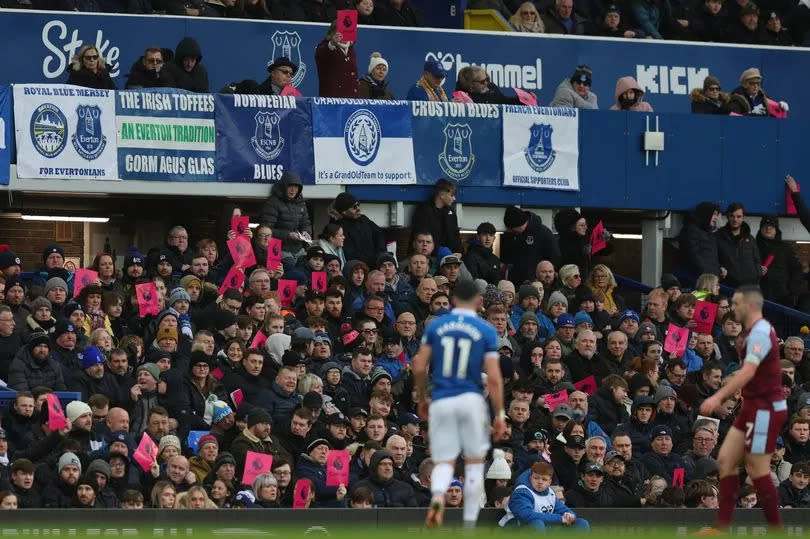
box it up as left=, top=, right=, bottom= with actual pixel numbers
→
left=422, top=308, right=498, bottom=400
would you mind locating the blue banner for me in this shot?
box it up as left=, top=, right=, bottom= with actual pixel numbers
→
left=215, top=93, right=314, bottom=183
left=116, top=88, right=216, bottom=181
left=411, top=101, right=502, bottom=186
left=0, top=12, right=807, bottom=120
left=312, top=99, right=416, bottom=185
left=0, top=85, right=10, bottom=186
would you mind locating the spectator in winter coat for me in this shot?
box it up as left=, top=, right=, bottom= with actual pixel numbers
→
left=406, top=60, right=448, bottom=102
left=315, top=21, right=359, bottom=99
left=550, top=65, right=598, bottom=109
left=728, top=67, right=788, bottom=117
left=230, top=408, right=291, bottom=479
left=777, top=462, right=810, bottom=508
left=726, top=3, right=766, bottom=43
left=501, top=206, right=560, bottom=286
left=756, top=215, right=802, bottom=306
left=678, top=201, right=722, bottom=278
left=690, top=76, right=731, bottom=114
left=763, top=11, right=793, bottom=45
left=610, top=76, right=653, bottom=111
left=259, top=171, right=312, bottom=262
left=509, top=2, right=545, bottom=32
left=409, top=179, right=462, bottom=256
left=330, top=193, right=386, bottom=267
left=374, top=0, right=424, bottom=26
left=455, top=66, right=522, bottom=105
left=715, top=202, right=762, bottom=287
left=255, top=56, right=298, bottom=96
left=542, top=0, right=589, bottom=34
left=8, top=333, right=67, bottom=391
left=616, top=396, right=657, bottom=456
left=125, top=47, right=177, bottom=89
left=690, top=0, right=729, bottom=41
left=66, top=45, right=116, bottom=90
left=588, top=375, right=630, bottom=436
left=358, top=52, right=395, bottom=100
left=640, top=425, right=692, bottom=484
left=296, top=438, right=348, bottom=507
left=463, top=222, right=501, bottom=284
left=352, top=449, right=416, bottom=506
left=166, top=37, right=209, bottom=93
left=597, top=4, right=645, bottom=37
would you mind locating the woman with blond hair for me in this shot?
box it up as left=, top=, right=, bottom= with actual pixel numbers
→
left=67, top=45, right=116, bottom=90
left=174, top=485, right=217, bottom=509
left=586, top=264, right=625, bottom=315
left=509, top=2, right=545, bottom=32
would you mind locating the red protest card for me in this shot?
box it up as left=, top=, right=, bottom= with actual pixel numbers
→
left=672, top=467, right=685, bottom=488
left=664, top=323, right=689, bottom=356
left=337, top=9, right=358, bottom=42
left=787, top=182, right=800, bottom=215
left=763, top=254, right=775, bottom=268
left=73, top=268, right=98, bottom=298
left=218, top=266, right=246, bottom=296
left=46, top=393, right=68, bottom=430
left=281, top=84, right=302, bottom=97
left=133, top=434, right=158, bottom=472
left=230, top=216, right=250, bottom=237
left=277, top=279, right=297, bottom=307
left=590, top=220, right=607, bottom=255
left=693, top=301, right=718, bottom=334
left=135, top=282, right=160, bottom=317
left=211, top=367, right=224, bottom=380
left=326, top=450, right=350, bottom=487
left=230, top=388, right=244, bottom=408
left=293, top=479, right=312, bottom=509
left=514, top=88, right=537, bottom=106
left=544, top=389, right=569, bottom=410
left=452, top=90, right=474, bottom=104
left=227, top=235, right=256, bottom=269
left=251, top=331, right=268, bottom=350
left=267, top=238, right=283, bottom=270
left=311, top=272, right=327, bottom=293
left=573, top=375, right=597, bottom=396
left=242, top=451, right=273, bottom=486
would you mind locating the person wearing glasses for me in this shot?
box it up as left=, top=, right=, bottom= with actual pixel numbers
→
left=125, top=47, right=177, bottom=89
left=690, top=75, right=731, bottom=115
left=66, top=45, right=116, bottom=90
left=550, top=65, right=598, bottom=109
left=455, top=66, right=523, bottom=105
left=255, top=56, right=298, bottom=96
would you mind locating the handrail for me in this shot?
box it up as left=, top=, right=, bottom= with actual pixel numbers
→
left=614, top=273, right=810, bottom=327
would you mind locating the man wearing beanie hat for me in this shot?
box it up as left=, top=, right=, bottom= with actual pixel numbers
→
left=297, top=437, right=349, bottom=507
left=0, top=247, right=21, bottom=277
left=8, top=330, right=66, bottom=391
left=43, top=244, right=66, bottom=268
left=230, top=407, right=291, bottom=479
left=331, top=192, right=385, bottom=267
left=652, top=385, right=690, bottom=453
left=639, top=425, right=689, bottom=484
left=168, top=287, right=191, bottom=311
left=691, top=75, right=731, bottom=115
left=502, top=206, right=560, bottom=286
left=46, top=451, right=82, bottom=508
left=43, top=277, right=69, bottom=308
left=73, top=346, right=120, bottom=404
left=212, top=309, right=238, bottom=348
left=510, top=284, right=555, bottom=341
left=156, top=326, right=179, bottom=353
left=351, top=448, right=415, bottom=507
left=463, top=222, right=501, bottom=284
left=551, top=64, right=598, bottom=109
left=73, top=474, right=101, bottom=508
left=189, top=434, right=219, bottom=482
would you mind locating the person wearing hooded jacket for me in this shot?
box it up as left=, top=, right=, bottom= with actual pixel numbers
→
left=690, top=75, right=731, bottom=114
left=678, top=201, right=723, bottom=278
left=610, top=76, right=653, bottom=111
left=715, top=202, right=761, bottom=287
left=756, top=214, right=802, bottom=306
left=615, top=395, right=657, bottom=456
left=165, top=37, right=209, bottom=93
left=502, top=463, right=590, bottom=529
left=549, top=65, right=598, bottom=109
left=352, top=449, right=416, bottom=507
left=259, top=172, right=312, bottom=262
left=501, top=206, right=561, bottom=286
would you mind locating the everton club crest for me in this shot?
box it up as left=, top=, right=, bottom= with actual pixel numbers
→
left=72, top=105, right=106, bottom=161
left=524, top=123, right=555, bottom=173
left=438, top=123, right=474, bottom=181
left=251, top=111, right=285, bottom=160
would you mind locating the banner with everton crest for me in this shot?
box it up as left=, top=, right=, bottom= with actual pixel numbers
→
left=13, top=84, right=117, bottom=180
left=501, top=105, right=579, bottom=191
left=410, top=101, right=502, bottom=186
left=312, top=98, right=416, bottom=185
left=214, top=93, right=314, bottom=183
left=116, top=89, right=216, bottom=181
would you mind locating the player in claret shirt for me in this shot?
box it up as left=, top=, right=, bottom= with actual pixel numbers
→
left=699, top=285, right=786, bottom=533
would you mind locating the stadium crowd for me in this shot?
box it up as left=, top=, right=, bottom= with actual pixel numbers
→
left=0, top=175, right=809, bottom=517
left=2, top=0, right=809, bottom=46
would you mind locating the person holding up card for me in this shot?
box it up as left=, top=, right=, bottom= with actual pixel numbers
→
left=259, top=171, right=312, bottom=264
left=639, top=425, right=691, bottom=486
left=756, top=214, right=803, bottom=306
left=295, top=438, right=347, bottom=507
left=315, top=21, right=359, bottom=99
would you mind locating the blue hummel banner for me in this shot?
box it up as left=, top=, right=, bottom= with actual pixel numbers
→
left=312, top=99, right=416, bottom=185
left=215, top=93, right=314, bottom=184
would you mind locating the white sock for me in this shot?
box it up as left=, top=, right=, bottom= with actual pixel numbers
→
left=462, top=462, right=485, bottom=524
left=430, top=462, right=454, bottom=500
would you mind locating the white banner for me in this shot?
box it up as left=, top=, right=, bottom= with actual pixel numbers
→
left=502, top=105, right=579, bottom=191
left=13, top=84, right=118, bottom=180
left=312, top=99, right=416, bottom=185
